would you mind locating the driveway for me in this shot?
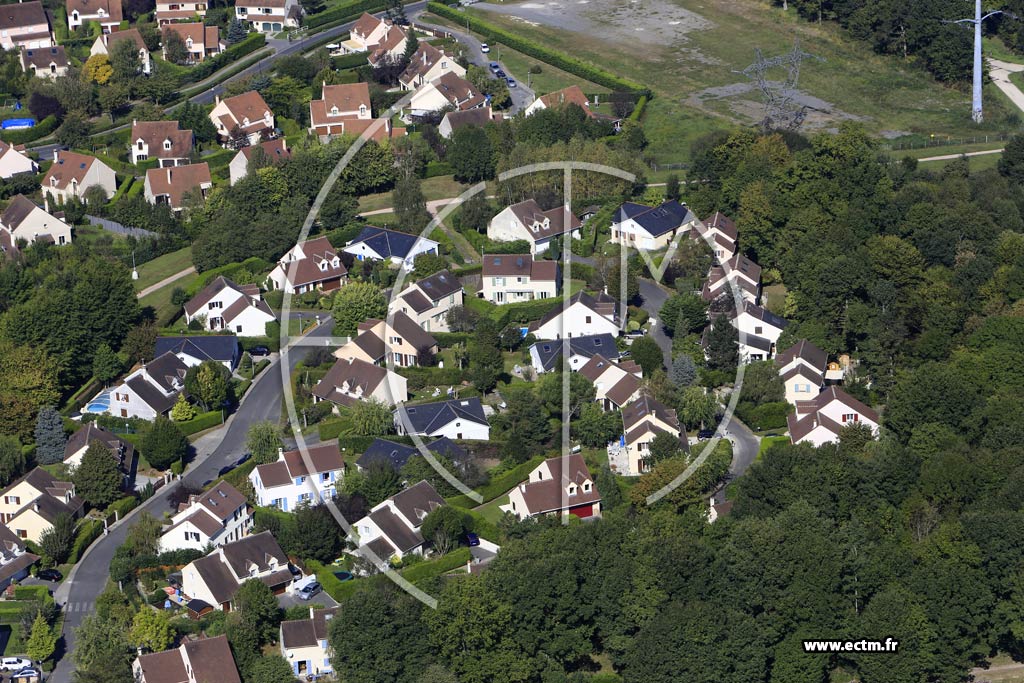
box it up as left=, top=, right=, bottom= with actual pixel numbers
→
left=50, top=318, right=336, bottom=683
left=989, top=58, right=1024, bottom=114
left=278, top=581, right=339, bottom=611
left=637, top=278, right=672, bottom=366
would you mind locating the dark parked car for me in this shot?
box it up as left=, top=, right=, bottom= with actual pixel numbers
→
left=489, top=61, right=500, bottom=73
left=495, top=69, right=506, bottom=79
left=298, top=581, right=322, bottom=600
left=36, top=568, right=62, bottom=582
left=506, top=78, right=517, bottom=88
left=466, top=533, right=480, bottom=547
left=697, top=428, right=715, bottom=441
left=249, top=345, right=270, bottom=357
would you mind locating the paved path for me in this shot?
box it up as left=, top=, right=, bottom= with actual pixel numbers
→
left=917, top=148, right=1004, bottom=162
left=990, top=58, right=1024, bottom=114
left=136, top=266, right=197, bottom=299
left=51, top=318, right=335, bottom=682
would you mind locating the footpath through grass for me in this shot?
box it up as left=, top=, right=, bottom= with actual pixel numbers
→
left=133, top=247, right=194, bottom=292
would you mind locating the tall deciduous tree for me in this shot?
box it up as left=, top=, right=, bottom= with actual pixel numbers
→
left=129, top=608, right=173, bottom=653
left=292, top=503, right=342, bottom=563
left=91, top=343, right=122, bottom=385
left=247, top=655, right=295, bottom=683
left=705, top=319, right=738, bottom=371
left=141, top=417, right=188, bottom=470
left=0, top=342, right=60, bottom=441
left=34, top=406, right=66, bottom=465
left=233, top=579, right=281, bottom=645
left=331, top=282, right=386, bottom=334
left=185, top=361, right=229, bottom=412
left=630, top=336, right=665, bottom=376
left=73, top=441, right=123, bottom=507
left=38, top=511, right=75, bottom=564
left=246, top=421, right=283, bottom=465
left=349, top=399, right=395, bottom=436
left=447, top=125, right=494, bottom=182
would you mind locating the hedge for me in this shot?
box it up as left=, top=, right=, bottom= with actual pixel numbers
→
left=178, top=410, right=223, bottom=436
left=400, top=547, right=471, bottom=583
left=304, top=0, right=391, bottom=30
left=241, top=335, right=281, bottom=353
left=426, top=2, right=648, bottom=94
left=433, top=331, right=471, bottom=348
left=317, top=417, right=352, bottom=441
left=181, top=33, right=267, bottom=84
left=451, top=263, right=482, bottom=277
left=447, top=454, right=547, bottom=508
left=735, top=401, right=792, bottom=431
left=106, top=496, right=139, bottom=520
left=629, top=95, right=648, bottom=121
left=187, top=257, right=274, bottom=296
left=12, top=585, right=50, bottom=602
left=331, top=50, right=366, bottom=71
left=68, top=519, right=104, bottom=564
left=0, top=115, right=58, bottom=144
left=397, top=366, right=466, bottom=390
left=424, top=161, right=454, bottom=178
left=307, top=559, right=383, bottom=602
left=216, top=459, right=258, bottom=491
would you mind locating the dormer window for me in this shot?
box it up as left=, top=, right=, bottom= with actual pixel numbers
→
left=583, top=482, right=591, bottom=492
left=330, top=105, right=338, bottom=116
left=359, top=104, right=366, bottom=116
left=163, top=139, right=172, bottom=150
left=137, top=140, right=144, bottom=150
left=568, top=484, right=577, bottom=495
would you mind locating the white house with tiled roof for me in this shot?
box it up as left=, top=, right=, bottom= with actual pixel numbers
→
left=134, top=635, right=242, bottom=683
left=488, top=200, right=581, bottom=256
left=91, top=29, right=150, bottom=74
left=0, top=525, right=38, bottom=590
left=155, top=0, right=206, bottom=25
left=131, top=120, right=194, bottom=166
left=41, top=150, right=116, bottom=205
left=406, top=72, right=485, bottom=120
left=481, top=253, right=559, bottom=304
left=280, top=607, right=339, bottom=678
left=235, top=0, right=300, bottom=32
left=209, top=91, right=275, bottom=146
left=181, top=531, right=292, bottom=610
left=0, top=2, right=53, bottom=51
left=309, top=82, right=373, bottom=139
left=610, top=200, right=698, bottom=251
left=311, top=357, right=408, bottom=408
left=578, top=354, right=643, bottom=412
left=775, top=339, right=828, bottom=406
left=333, top=311, right=438, bottom=368
left=162, top=22, right=223, bottom=63
left=144, top=163, right=212, bottom=213
left=727, top=301, right=788, bottom=363
left=788, top=386, right=879, bottom=447
left=268, top=236, right=348, bottom=294
left=183, top=275, right=277, bottom=337
left=0, top=194, right=71, bottom=247
left=503, top=453, right=601, bottom=519
left=20, top=45, right=67, bottom=78
left=159, top=481, right=253, bottom=552
left=399, top=42, right=465, bottom=90
left=609, top=394, right=685, bottom=476
left=529, top=291, right=620, bottom=340
left=0, top=141, right=36, bottom=179
left=353, top=481, right=445, bottom=565
left=107, top=351, right=189, bottom=420
left=389, top=269, right=463, bottom=332
left=67, top=0, right=122, bottom=32
left=229, top=138, right=290, bottom=185
left=0, top=468, right=82, bottom=543
left=691, top=211, right=737, bottom=262
left=249, top=444, right=345, bottom=511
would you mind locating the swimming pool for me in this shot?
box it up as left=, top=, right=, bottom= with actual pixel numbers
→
left=83, top=389, right=112, bottom=414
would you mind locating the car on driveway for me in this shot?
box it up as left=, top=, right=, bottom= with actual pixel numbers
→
left=506, top=77, right=516, bottom=88
left=249, top=345, right=270, bottom=357
left=495, top=69, right=506, bottom=79
left=1, top=658, right=31, bottom=671
left=480, top=42, right=490, bottom=53
left=13, top=668, right=39, bottom=679
left=298, top=582, right=322, bottom=601
left=36, top=568, right=61, bottom=582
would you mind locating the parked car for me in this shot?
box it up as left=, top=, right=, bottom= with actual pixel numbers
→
left=480, top=42, right=490, bottom=53
left=489, top=61, right=500, bottom=73
left=288, top=563, right=303, bottom=578
left=697, top=428, right=715, bottom=441
left=466, top=533, right=480, bottom=547
left=506, top=77, right=516, bottom=88
left=13, top=668, right=39, bottom=679
left=495, top=69, right=506, bottom=79
left=36, top=568, right=62, bottom=582
left=249, top=345, right=270, bottom=357
left=0, top=658, right=31, bottom=671
left=298, top=581, right=322, bottom=600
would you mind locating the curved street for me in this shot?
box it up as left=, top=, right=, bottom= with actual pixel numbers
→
left=51, top=318, right=334, bottom=683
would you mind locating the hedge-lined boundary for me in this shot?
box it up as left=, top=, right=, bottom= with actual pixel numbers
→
left=181, top=33, right=267, bottom=84
left=305, top=0, right=391, bottom=30
left=427, top=2, right=648, bottom=95
left=447, top=454, right=546, bottom=508
left=0, top=115, right=58, bottom=144
left=630, top=95, right=648, bottom=121
left=68, top=520, right=104, bottom=564
left=401, top=547, right=471, bottom=583
left=178, top=410, right=223, bottom=436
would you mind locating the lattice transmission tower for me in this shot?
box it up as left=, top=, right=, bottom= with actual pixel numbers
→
left=738, top=40, right=824, bottom=132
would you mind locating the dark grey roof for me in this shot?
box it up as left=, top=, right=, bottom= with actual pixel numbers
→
left=615, top=200, right=694, bottom=237
left=530, top=333, right=619, bottom=372
left=415, top=269, right=461, bottom=301
left=368, top=507, right=423, bottom=553
left=395, top=397, right=488, bottom=435
left=391, top=480, right=445, bottom=527
left=349, top=225, right=430, bottom=260
left=356, top=437, right=469, bottom=472
left=736, top=302, right=789, bottom=331
left=155, top=336, right=239, bottom=364
left=125, top=375, right=177, bottom=414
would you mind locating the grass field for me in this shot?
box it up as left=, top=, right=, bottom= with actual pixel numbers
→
left=140, top=271, right=200, bottom=327
left=451, top=0, right=1019, bottom=165
left=358, top=175, right=472, bottom=213
left=917, top=152, right=1003, bottom=173
left=133, top=247, right=194, bottom=292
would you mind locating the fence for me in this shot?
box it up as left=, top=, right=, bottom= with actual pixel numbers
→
left=882, top=133, right=1011, bottom=152
left=650, top=162, right=689, bottom=172
left=86, top=215, right=159, bottom=239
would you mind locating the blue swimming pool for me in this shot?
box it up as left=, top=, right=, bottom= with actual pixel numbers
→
left=84, top=389, right=112, bottom=414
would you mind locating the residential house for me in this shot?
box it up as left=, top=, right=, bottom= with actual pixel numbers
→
left=209, top=91, right=275, bottom=146
left=487, top=199, right=581, bottom=255
left=155, top=0, right=207, bottom=25
left=610, top=394, right=684, bottom=476
left=393, top=396, right=490, bottom=441
left=311, top=356, right=408, bottom=408
left=610, top=200, right=697, bottom=251
left=63, top=422, right=134, bottom=485
left=229, top=138, right=290, bottom=185
left=0, top=468, right=82, bottom=543
left=308, top=82, right=401, bottom=141
left=353, top=481, right=444, bottom=565
left=399, top=42, right=465, bottom=90
left=41, top=150, right=117, bottom=204
left=702, top=254, right=762, bottom=306
left=481, top=253, right=558, bottom=304
left=389, top=269, right=463, bottom=333
left=162, top=23, right=223, bottom=63
left=333, top=312, right=438, bottom=368
left=578, top=354, right=643, bottom=412
left=159, top=481, right=253, bottom=552
left=181, top=531, right=292, bottom=610
left=365, top=21, right=406, bottom=67
left=235, top=0, right=301, bottom=32
left=0, top=2, right=52, bottom=51
left=67, top=0, right=121, bottom=32
left=248, top=443, right=345, bottom=512
left=726, top=301, right=788, bottom=362
left=280, top=607, right=339, bottom=678
left=0, top=194, right=72, bottom=247
left=343, top=225, right=439, bottom=269
left=524, top=85, right=595, bottom=117
left=438, top=106, right=499, bottom=139
left=20, top=46, right=67, bottom=78
left=133, top=635, right=242, bottom=683
left=91, top=29, right=150, bottom=74
left=691, top=211, right=737, bottom=262
left=502, top=453, right=601, bottom=519
left=788, top=386, right=880, bottom=447
left=130, top=119, right=194, bottom=166
left=528, top=333, right=621, bottom=374
left=775, top=339, right=828, bottom=406
left=0, top=525, right=38, bottom=590
left=341, top=12, right=405, bottom=57
left=154, top=335, right=240, bottom=371
left=406, top=72, right=485, bottom=120
left=144, top=163, right=212, bottom=213
left=182, top=275, right=277, bottom=337
left=528, top=291, right=620, bottom=340
left=268, top=236, right=347, bottom=294
left=356, top=437, right=466, bottom=474
left=106, top=351, right=189, bottom=419
left=0, top=141, right=36, bottom=179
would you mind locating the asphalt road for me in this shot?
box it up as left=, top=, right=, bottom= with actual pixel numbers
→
left=637, top=277, right=672, bottom=366
left=50, top=318, right=335, bottom=683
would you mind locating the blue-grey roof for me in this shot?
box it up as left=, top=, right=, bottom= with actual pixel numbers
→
left=349, top=226, right=431, bottom=260
left=154, top=336, right=239, bottom=364
left=615, top=200, right=693, bottom=237
left=530, top=333, right=620, bottom=372
left=395, top=397, right=488, bottom=435
left=356, top=436, right=470, bottom=472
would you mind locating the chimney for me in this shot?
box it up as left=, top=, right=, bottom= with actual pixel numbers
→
left=422, top=50, right=427, bottom=65
left=277, top=447, right=284, bottom=458
left=52, top=149, right=58, bottom=162
left=32, top=502, right=38, bottom=512
left=166, top=168, right=172, bottom=184
left=309, top=606, right=315, bottom=620
left=132, top=118, right=137, bottom=126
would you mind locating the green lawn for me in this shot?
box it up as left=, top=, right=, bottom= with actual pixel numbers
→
left=451, top=1, right=1019, bottom=165
left=133, top=247, right=194, bottom=292
left=757, top=435, right=790, bottom=463
left=475, top=494, right=509, bottom=525
left=358, top=175, right=472, bottom=213
left=892, top=141, right=1006, bottom=159
left=762, top=283, right=787, bottom=315
left=917, top=152, right=1002, bottom=173
left=139, top=272, right=201, bottom=327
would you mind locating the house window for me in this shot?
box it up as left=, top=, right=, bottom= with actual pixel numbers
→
left=163, top=140, right=172, bottom=150
left=321, top=473, right=330, bottom=482
left=391, top=336, right=402, bottom=345
left=16, top=530, right=25, bottom=539
left=137, top=141, right=144, bottom=150
left=236, top=325, right=243, bottom=333
left=585, top=316, right=592, bottom=324
left=583, top=482, right=591, bottom=492
left=754, top=326, right=763, bottom=334
left=5, top=496, right=18, bottom=505
left=842, top=413, right=860, bottom=423
left=208, top=301, right=223, bottom=309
